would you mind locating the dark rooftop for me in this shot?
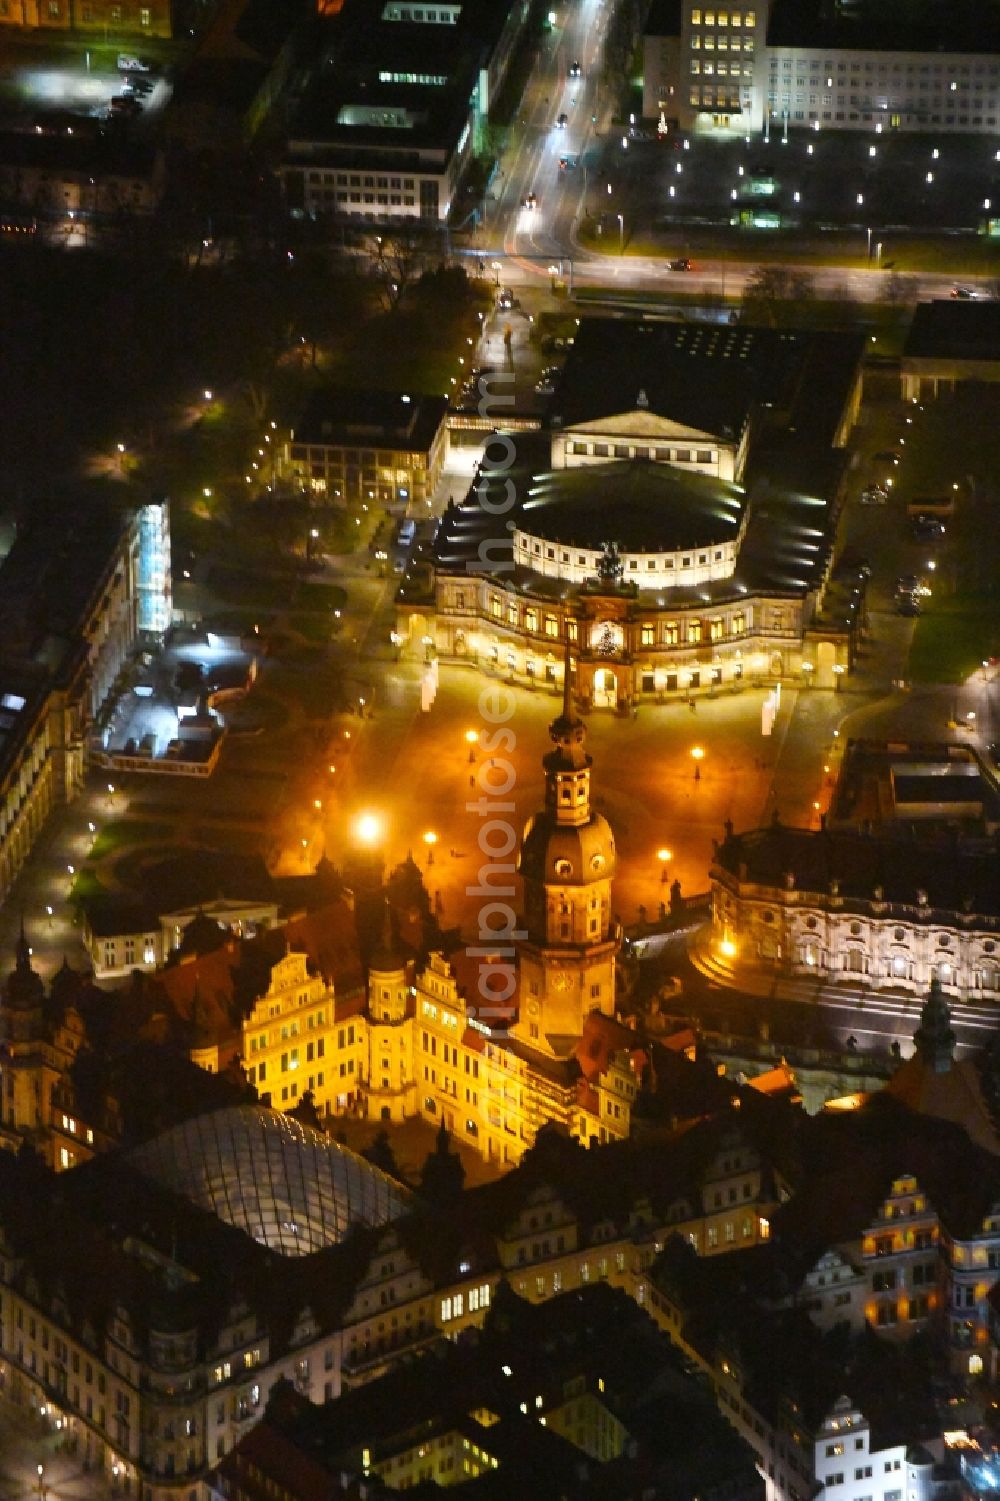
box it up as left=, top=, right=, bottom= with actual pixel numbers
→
left=767, top=0, right=1000, bottom=54
left=551, top=320, right=864, bottom=453
left=420, top=430, right=839, bottom=604
left=903, top=300, right=1000, bottom=363
left=519, top=459, right=745, bottom=552
left=288, top=0, right=524, bottom=156
left=214, top=1281, right=764, bottom=1501
left=292, top=388, right=448, bottom=454
left=0, top=129, right=160, bottom=179
left=714, top=822, right=1000, bottom=920
left=644, top=0, right=682, bottom=36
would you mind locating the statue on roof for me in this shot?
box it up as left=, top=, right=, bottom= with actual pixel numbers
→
left=596, top=539, right=624, bottom=588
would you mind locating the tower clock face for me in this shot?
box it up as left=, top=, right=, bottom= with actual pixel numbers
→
left=527, top=998, right=540, bottom=1016
left=551, top=972, right=573, bottom=993
left=554, top=858, right=573, bottom=877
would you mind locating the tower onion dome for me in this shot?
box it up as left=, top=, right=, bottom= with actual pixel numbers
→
left=5, top=921, right=44, bottom=1011
left=518, top=657, right=616, bottom=888
left=369, top=900, right=405, bottom=975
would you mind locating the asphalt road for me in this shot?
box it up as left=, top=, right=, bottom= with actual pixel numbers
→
left=478, top=1, right=997, bottom=303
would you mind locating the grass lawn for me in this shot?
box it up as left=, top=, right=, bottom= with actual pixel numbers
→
left=70, top=868, right=109, bottom=903
left=207, top=565, right=299, bottom=610
left=288, top=612, right=337, bottom=642
left=87, top=820, right=173, bottom=862
left=577, top=220, right=1000, bottom=278
left=909, top=595, right=1000, bottom=684
left=294, top=581, right=347, bottom=612
left=325, top=277, right=492, bottom=398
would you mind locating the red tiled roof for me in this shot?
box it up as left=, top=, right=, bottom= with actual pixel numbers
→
left=574, top=1011, right=641, bottom=1083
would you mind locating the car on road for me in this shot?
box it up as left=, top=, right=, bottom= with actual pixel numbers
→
left=860, top=484, right=888, bottom=505
left=951, top=286, right=981, bottom=300
left=556, top=113, right=568, bottom=128
left=896, top=595, right=921, bottom=617
left=872, top=449, right=901, bottom=466
left=522, top=192, right=537, bottom=210
left=110, top=94, right=142, bottom=116
left=895, top=573, right=920, bottom=596
left=910, top=514, right=945, bottom=540
left=497, top=287, right=514, bottom=310
left=535, top=376, right=557, bottom=395
left=569, top=60, right=582, bottom=77
left=558, top=155, right=575, bottom=171
left=668, top=257, right=693, bottom=271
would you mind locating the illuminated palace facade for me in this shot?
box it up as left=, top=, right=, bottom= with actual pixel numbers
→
left=200, top=698, right=643, bottom=1166
left=397, top=321, right=866, bottom=706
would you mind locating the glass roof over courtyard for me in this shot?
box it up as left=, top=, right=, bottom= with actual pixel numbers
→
left=129, top=1106, right=412, bottom=1256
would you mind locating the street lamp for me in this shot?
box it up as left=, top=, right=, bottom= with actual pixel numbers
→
left=657, top=847, right=672, bottom=883
left=465, top=728, right=479, bottom=763
left=691, top=745, right=705, bottom=781
left=833, top=664, right=846, bottom=691
left=490, top=260, right=502, bottom=286
left=355, top=813, right=383, bottom=846
left=203, top=388, right=213, bottom=401
left=423, top=830, right=438, bottom=865
left=37, top=1465, right=46, bottom=1501
left=616, top=213, right=624, bottom=254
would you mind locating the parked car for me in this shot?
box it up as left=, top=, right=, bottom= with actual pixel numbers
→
left=987, top=742, right=1000, bottom=768
left=895, top=573, right=919, bottom=596
left=896, top=595, right=921, bottom=617
left=535, top=377, right=556, bottom=395
left=860, top=484, right=888, bottom=505
left=910, top=514, right=945, bottom=540
left=668, top=257, right=693, bottom=271
left=872, top=449, right=901, bottom=466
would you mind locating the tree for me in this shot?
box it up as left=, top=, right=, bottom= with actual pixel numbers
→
left=419, top=1120, right=465, bottom=1202
left=740, top=265, right=815, bottom=326
left=363, top=1128, right=402, bottom=1180
left=365, top=231, right=430, bottom=312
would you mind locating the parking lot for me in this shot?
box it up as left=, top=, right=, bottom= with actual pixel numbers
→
left=599, top=124, right=1000, bottom=257
left=0, top=46, right=171, bottom=131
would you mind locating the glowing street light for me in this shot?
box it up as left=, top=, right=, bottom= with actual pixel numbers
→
left=657, top=847, right=673, bottom=883
left=423, top=829, right=438, bottom=865
left=203, top=388, right=213, bottom=401
left=690, top=745, right=705, bottom=781
left=355, top=813, right=383, bottom=845
left=465, top=728, right=479, bottom=763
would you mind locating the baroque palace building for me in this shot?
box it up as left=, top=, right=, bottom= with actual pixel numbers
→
left=397, top=319, right=866, bottom=707
left=211, top=688, right=650, bottom=1165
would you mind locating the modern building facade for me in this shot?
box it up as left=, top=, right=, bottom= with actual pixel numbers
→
left=643, top=0, right=1000, bottom=134
left=285, top=387, right=450, bottom=509
left=282, top=0, right=532, bottom=222
left=0, top=504, right=141, bottom=906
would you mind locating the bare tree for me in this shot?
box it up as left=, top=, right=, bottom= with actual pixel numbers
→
left=740, top=264, right=815, bottom=326
left=365, top=231, right=430, bottom=311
